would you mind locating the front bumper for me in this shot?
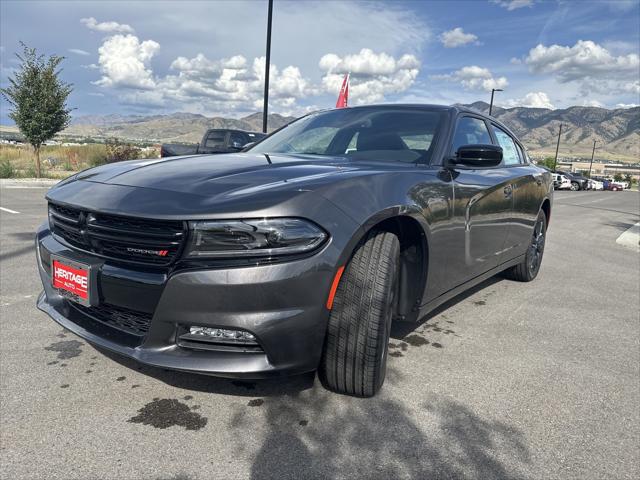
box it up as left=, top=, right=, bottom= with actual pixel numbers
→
left=36, top=223, right=340, bottom=378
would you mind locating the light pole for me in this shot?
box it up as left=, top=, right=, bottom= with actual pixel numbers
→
left=489, top=88, right=503, bottom=116
left=262, top=0, right=274, bottom=133
left=588, top=140, right=598, bottom=178
left=553, top=123, right=562, bottom=171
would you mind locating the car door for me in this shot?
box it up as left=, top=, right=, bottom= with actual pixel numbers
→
left=491, top=128, right=545, bottom=262
left=445, top=115, right=514, bottom=287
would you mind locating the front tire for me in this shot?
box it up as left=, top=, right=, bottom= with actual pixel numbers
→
left=570, top=182, right=580, bottom=191
left=503, top=210, right=547, bottom=282
left=319, top=230, right=400, bottom=397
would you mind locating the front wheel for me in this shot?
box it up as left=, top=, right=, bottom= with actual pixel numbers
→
left=503, top=210, right=547, bottom=282
left=319, top=230, right=399, bottom=397
left=570, top=182, right=580, bottom=191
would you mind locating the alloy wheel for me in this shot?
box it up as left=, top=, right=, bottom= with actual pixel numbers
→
left=528, top=217, right=545, bottom=274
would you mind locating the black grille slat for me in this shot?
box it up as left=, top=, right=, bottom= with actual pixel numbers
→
left=86, top=221, right=184, bottom=240
left=70, top=302, right=152, bottom=336
left=48, top=203, right=186, bottom=266
left=86, top=229, right=183, bottom=247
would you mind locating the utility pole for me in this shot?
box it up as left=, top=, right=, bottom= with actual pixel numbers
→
left=553, top=123, right=562, bottom=171
left=588, top=140, right=597, bottom=178
left=262, top=0, right=273, bottom=133
left=489, top=88, right=503, bottom=116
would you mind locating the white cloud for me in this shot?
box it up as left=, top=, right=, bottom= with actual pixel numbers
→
left=504, top=92, right=554, bottom=109
left=81, top=17, right=135, bottom=34
left=582, top=99, right=604, bottom=108
left=490, top=0, right=535, bottom=10
left=615, top=103, right=639, bottom=109
left=319, top=49, right=420, bottom=104
left=433, top=66, right=508, bottom=92
left=68, top=48, right=90, bottom=56
left=525, top=40, right=640, bottom=98
left=525, top=40, right=639, bottom=83
left=439, top=28, right=478, bottom=48
left=94, top=34, right=159, bottom=89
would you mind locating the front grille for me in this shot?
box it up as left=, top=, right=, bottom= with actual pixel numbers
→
left=48, top=202, right=186, bottom=266
left=71, top=302, right=152, bottom=336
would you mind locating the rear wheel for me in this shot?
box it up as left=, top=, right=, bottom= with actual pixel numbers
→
left=319, top=230, right=400, bottom=397
left=503, top=210, right=547, bottom=282
left=570, top=182, right=580, bottom=191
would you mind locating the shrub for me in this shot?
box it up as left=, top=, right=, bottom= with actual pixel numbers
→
left=105, top=138, right=140, bottom=163
left=0, top=159, right=16, bottom=178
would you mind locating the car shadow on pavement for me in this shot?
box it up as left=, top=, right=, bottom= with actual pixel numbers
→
left=390, top=275, right=504, bottom=340
left=244, top=376, right=531, bottom=480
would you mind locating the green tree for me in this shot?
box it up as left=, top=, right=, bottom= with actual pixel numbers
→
left=537, top=157, right=557, bottom=170
left=1, top=43, right=73, bottom=178
left=613, top=173, right=623, bottom=182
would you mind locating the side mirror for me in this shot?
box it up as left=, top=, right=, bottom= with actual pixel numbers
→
left=447, top=144, right=503, bottom=168
left=230, top=141, right=244, bottom=150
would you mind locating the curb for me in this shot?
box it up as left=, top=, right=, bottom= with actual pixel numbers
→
left=1, top=178, right=60, bottom=188
left=616, top=223, right=640, bottom=252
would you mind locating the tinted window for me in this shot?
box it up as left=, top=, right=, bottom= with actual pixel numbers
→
left=250, top=108, right=445, bottom=164
left=205, top=131, right=227, bottom=148
left=452, top=117, right=492, bottom=153
left=492, top=126, right=520, bottom=166
left=229, top=132, right=248, bottom=146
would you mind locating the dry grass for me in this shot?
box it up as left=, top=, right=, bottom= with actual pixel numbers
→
left=0, top=144, right=159, bottom=178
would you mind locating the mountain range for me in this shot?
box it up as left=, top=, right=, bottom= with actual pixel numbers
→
left=3, top=104, right=639, bottom=163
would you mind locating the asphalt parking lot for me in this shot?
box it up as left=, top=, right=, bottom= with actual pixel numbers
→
left=1, top=185, right=639, bottom=480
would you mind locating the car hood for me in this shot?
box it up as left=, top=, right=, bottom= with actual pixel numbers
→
left=74, top=153, right=360, bottom=196
left=46, top=153, right=401, bottom=219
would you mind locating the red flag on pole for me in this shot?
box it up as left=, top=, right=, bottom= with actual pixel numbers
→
left=335, top=73, right=349, bottom=108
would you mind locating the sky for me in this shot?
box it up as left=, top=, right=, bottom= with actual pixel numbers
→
left=1, top=0, right=639, bottom=123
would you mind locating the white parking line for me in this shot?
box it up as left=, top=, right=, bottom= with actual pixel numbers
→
left=616, top=223, right=640, bottom=252
left=0, top=207, right=20, bottom=214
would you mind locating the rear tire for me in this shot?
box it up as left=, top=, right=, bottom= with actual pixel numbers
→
left=319, top=230, right=400, bottom=397
left=503, top=210, right=547, bottom=282
left=570, top=182, right=579, bottom=191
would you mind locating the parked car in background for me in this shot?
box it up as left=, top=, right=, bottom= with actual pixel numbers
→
left=587, top=179, right=604, bottom=190
left=554, top=174, right=572, bottom=190
left=36, top=104, right=553, bottom=397
left=606, top=181, right=624, bottom=191
left=556, top=170, right=589, bottom=191
left=160, top=129, right=267, bottom=157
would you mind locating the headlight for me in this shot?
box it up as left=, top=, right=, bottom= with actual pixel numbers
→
left=185, top=218, right=328, bottom=258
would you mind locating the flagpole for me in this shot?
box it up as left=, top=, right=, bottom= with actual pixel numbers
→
left=262, top=0, right=273, bottom=133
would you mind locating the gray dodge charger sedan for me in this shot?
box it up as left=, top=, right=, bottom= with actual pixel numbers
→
left=36, top=105, right=553, bottom=397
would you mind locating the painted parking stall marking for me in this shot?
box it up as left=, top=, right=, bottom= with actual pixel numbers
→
left=0, top=207, right=20, bottom=214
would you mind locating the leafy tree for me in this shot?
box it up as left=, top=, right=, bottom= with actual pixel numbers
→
left=613, top=173, right=623, bottom=182
left=537, top=157, right=557, bottom=171
left=1, top=43, right=73, bottom=178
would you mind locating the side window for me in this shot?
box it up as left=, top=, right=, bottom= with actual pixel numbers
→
left=492, top=126, right=520, bottom=166
left=205, top=131, right=227, bottom=148
left=229, top=132, right=248, bottom=147
left=451, top=117, right=492, bottom=154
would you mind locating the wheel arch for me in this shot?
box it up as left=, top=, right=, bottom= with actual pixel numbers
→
left=335, top=208, right=430, bottom=323
left=540, top=197, right=551, bottom=226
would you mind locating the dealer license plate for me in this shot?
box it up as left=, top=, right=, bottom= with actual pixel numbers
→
left=51, top=256, right=92, bottom=306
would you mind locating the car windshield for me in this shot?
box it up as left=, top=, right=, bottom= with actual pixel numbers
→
left=249, top=107, right=445, bottom=164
